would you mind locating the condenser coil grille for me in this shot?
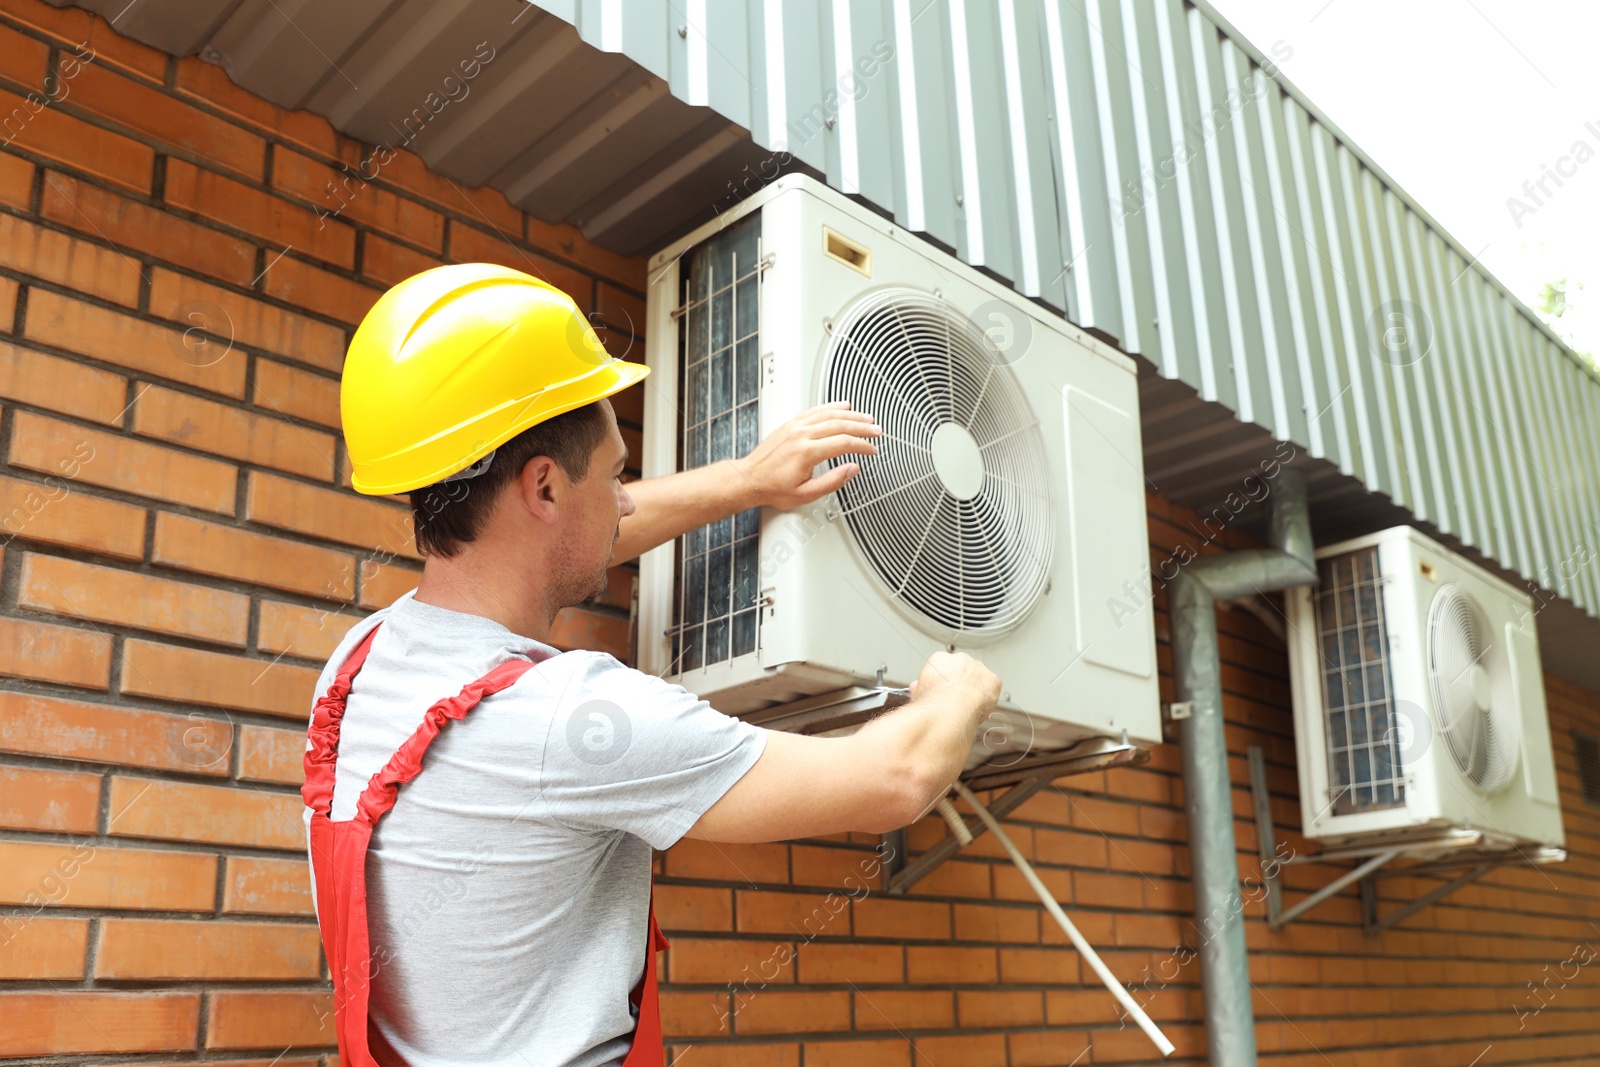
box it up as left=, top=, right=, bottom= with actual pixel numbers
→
left=819, top=289, right=1053, bottom=636
left=1315, top=548, right=1406, bottom=814
left=670, top=214, right=762, bottom=672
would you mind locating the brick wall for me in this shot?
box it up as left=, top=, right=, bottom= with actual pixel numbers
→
left=0, top=2, right=1597, bottom=1065
left=0, top=0, right=642, bottom=1059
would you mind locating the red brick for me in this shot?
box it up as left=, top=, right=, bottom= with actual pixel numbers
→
left=247, top=471, right=416, bottom=556
left=41, top=170, right=255, bottom=284
left=120, top=639, right=320, bottom=720
left=905, top=945, right=998, bottom=984
left=69, top=61, right=266, bottom=178
left=0, top=690, right=231, bottom=774
left=0, top=274, right=15, bottom=328
left=952, top=902, right=1039, bottom=943
left=666, top=839, right=789, bottom=883
left=851, top=896, right=951, bottom=940
left=172, top=54, right=340, bottom=160
left=24, top=288, right=246, bottom=395
left=363, top=232, right=443, bottom=287
left=0, top=840, right=216, bottom=910
left=273, top=149, right=444, bottom=251
left=260, top=252, right=382, bottom=326
left=549, top=606, right=630, bottom=657
left=660, top=989, right=732, bottom=1037
left=0, top=614, right=113, bottom=689
left=853, top=989, right=954, bottom=1031
left=8, top=410, right=237, bottom=512
left=148, top=267, right=349, bottom=371
left=107, top=776, right=305, bottom=850
left=238, top=723, right=307, bottom=786
left=733, top=990, right=851, bottom=1035
left=0, top=339, right=127, bottom=424
left=0, top=149, right=30, bottom=208
left=358, top=558, right=421, bottom=608
left=0, top=473, right=146, bottom=559
left=596, top=283, right=645, bottom=341
left=152, top=511, right=357, bottom=601
left=205, top=990, right=332, bottom=1050
left=223, top=855, right=313, bottom=916
left=0, top=19, right=50, bottom=87
left=0, top=212, right=140, bottom=306
left=0, top=87, right=154, bottom=192
left=96, top=918, right=321, bottom=979
left=1008, top=1031, right=1094, bottom=1067
left=803, top=1039, right=910, bottom=1067
left=667, top=937, right=794, bottom=985
left=736, top=890, right=852, bottom=938
left=909, top=1034, right=1007, bottom=1067
left=380, top=145, right=523, bottom=235
left=793, top=942, right=903, bottom=984
left=0, top=764, right=101, bottom=832
left=448, top=222, right=592, bottom=307
left=998, top=946, right=1080, bottom=984
left=133, top=384, right=336, bottom=481
left=19, top=553, right=249, bottom=645
left=253, top=358, right=340, bottom=429
left=0, top=993, right=199, bottom=1057
left=957, top=989, right=1045, bottom=1028
left=257, top=599, right=364, bottom=661
left=165, top=158, right=355, bottom=268
left=667, top=1046, right=798, bottom=1067
left=0, top=0, right=167, bottom=82
left=0, top=916, right=88, bottom=979
left=656, top=884, right=733, bottom=932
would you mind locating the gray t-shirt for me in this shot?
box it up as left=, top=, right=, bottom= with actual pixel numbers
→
left=304, top=592, right=767, bottom=1067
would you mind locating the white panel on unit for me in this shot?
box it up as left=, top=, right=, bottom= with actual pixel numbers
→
left=638, top=175, right=1160, bottom=768
left=1286, top=525, right=1565, bottom=851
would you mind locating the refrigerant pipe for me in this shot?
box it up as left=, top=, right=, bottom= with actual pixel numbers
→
left=1169, top=468, right=1316, bottom=1067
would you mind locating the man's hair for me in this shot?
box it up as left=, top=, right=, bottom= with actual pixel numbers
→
left=410, top=402, right=610, bottom=558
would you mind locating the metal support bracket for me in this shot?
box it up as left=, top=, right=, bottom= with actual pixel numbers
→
left=1247, top=744, right=1567, bottom=935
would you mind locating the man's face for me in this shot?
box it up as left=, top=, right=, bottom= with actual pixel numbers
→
left=556, top=400, right=634, bottom=605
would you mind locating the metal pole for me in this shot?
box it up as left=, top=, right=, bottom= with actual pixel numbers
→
left=1171, top=470, right=1316, bottom=1067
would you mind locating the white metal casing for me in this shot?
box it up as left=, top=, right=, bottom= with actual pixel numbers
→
left=1286, top=525, right=1565, bottom=848
left=638, top=176, right=1160, bottom=763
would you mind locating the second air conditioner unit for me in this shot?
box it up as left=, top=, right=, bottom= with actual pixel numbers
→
left=638, top=175, right=1161, bottom=766
left=1286, top=525, right=1565, bottom=850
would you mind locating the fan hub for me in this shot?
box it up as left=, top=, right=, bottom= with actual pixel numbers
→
left=1470, top=662, right=1491, bottom=712
left=931, top=421, right=985, bottom=501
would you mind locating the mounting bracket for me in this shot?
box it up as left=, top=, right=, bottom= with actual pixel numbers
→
left=1246, top=745, right=1566, bottom=936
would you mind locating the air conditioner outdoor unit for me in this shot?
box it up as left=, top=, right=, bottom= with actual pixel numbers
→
left=1286, top=525, right=1565, bottom=850
left=638, top=175, right=1160, bottom=768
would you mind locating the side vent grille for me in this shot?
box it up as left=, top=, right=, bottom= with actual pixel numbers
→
left=669, top=213, right=763, bottom=673
left=1314, top=548, right=1406, bottom=814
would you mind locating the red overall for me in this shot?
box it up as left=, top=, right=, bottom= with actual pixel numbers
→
left=303, top=625, right=670, bottom=1067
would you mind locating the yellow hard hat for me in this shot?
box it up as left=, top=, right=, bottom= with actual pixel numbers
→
left=341, top=263, right=649, bottom=495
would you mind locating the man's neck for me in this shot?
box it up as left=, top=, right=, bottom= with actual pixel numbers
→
left=412, top=553, right=556, bottom=642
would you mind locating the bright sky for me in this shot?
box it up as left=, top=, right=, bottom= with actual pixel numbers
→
left=1208, top=0, right=1600, bottom=360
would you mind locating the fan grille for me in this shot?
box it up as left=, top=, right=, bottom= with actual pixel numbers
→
left=820, top=288, right=1053, bottom=636
left=1427, top=585, right=1520, bottom=793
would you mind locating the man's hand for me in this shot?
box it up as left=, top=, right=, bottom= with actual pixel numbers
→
left=730, top=401, right=881, bottom=510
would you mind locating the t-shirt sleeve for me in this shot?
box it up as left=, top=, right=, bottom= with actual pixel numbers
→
left=536, top=653, right=768, bottom=849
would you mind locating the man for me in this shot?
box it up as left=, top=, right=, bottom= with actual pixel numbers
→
left=305, top=263, right=1000, bottom=1067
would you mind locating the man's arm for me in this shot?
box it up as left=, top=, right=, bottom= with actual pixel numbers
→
left=686, top=653, right=1000, bottom=843
left=612, top=403, right=881, bottom=564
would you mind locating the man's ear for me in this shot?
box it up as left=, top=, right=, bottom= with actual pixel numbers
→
left=514, top=454, right=563, bottom=525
